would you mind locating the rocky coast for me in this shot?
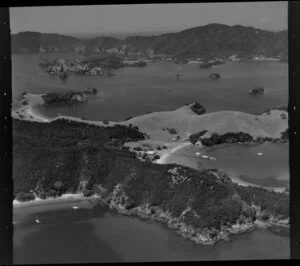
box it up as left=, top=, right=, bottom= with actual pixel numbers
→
left=12, top=96, right=289, bottom=247
left=13, top=178, right=289, bottom=247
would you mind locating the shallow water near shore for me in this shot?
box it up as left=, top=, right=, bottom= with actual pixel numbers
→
left=12, top=53, right=288, bottom=122
left=13, top=202, right=289, bottom=263
left=164, top=142, right=289, bottom=188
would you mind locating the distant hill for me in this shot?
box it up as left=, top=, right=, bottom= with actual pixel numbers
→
left=11, top=23, right=288, bottom=59
left=11, top=31, right=83, bottom=53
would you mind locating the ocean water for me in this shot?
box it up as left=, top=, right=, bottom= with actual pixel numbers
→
left=13, top=203, right=289, bottom=264
left=12, top=53, right=288, bottom=122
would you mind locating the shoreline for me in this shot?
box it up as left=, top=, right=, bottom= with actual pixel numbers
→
left=13, top=189, right=289, bottom=247
left=155, top=142, right=193, bottom=164
left=12, top=94, right=51, bottom=123
left=26, top=105, right=51, bottom=122
left=12, top=94, right=289, bottom=193
left=154, top=141, right=288, bottom=193
left=92, top=185, right=290, bottom=246
left=13, top=193, right=89, bottom=209
left=228, top=175, right=286, bottom=193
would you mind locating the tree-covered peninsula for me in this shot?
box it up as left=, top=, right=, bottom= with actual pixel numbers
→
left=13, top=118, right=289, bottom=245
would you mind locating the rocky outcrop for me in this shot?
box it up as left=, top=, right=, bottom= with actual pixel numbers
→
left=209, top=73, right=221, bottom=80
left=249, top=86, right=264, bottom=95
left=92, top=183, right=286, bottom=246
left=41, top=91, right=88, bottom=104
left=186, top=101, right=206, bottom=115
left=45, top=57, right=117, bottom=77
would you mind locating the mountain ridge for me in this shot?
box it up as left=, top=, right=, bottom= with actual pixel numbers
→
left=11, top=23, right=288, bottom=59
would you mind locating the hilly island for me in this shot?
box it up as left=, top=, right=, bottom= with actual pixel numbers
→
left=10, top=3, right=290, bottom=261
left=11, top=23, right=288, bottom=60
left=13, top=93, right=289, bottom=246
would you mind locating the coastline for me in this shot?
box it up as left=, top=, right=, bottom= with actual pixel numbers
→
left=12, top=93, right=51, bottom=123
left=228, top=175, right=286, bottom=193
left=12, top=96, right=288, bottom=193
left=91, top=185, right=289, bottom=246
left=13, top=193, right=102, bottom=224
left=154, top=141, right=288, bottom=193
left=26, top=105, right=51, bottom=122
left=155, top=142, right=193, bottom=164
left=13, top=187, right=289, bottom=247
left=13, top=193, right=89, bottom=209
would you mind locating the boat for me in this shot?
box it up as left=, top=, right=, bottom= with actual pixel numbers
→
left=201, top=155, right=209, bottom=159
left=257, top=152, right=263, bottom=156
left=195, top=152, right=201, bottom=156
left=35, top=218, right=41, bottom=223
left=72, top=205, right=79, bottom=210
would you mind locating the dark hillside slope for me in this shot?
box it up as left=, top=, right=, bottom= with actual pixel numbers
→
left=13, top=119, right=288, bottom=234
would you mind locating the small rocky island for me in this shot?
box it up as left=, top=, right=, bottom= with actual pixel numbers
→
left=40, top=56, right=121, bottom=77
left=249, top=86, right=264, bottom=95
left=209, top=73, right=221, bottom=80
left=199, top=62, right=212, bottom=69
left=41, top=87, right=98, bottom=104
left=185, top=101, right=206, bottom=115
left=39, top=55, right=149, bottom=78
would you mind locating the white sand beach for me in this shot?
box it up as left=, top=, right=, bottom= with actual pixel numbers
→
left=12, top=93, right=51, bottom=122
left=155, top=142, right=193, bottom=164
left=13, top=193, right=102, bottom=223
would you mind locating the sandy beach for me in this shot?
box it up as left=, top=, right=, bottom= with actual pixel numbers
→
left=228, top=175, right=286, bottom=193
left=13, top=194, right=102, bottom=224
left=12, top=93, right=51, bottom=123
left=155, top=142, right=193, bottom=164
left=13, top=193, right=87, bottom=208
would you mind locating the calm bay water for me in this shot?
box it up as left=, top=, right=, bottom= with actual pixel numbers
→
left=166, top=143, right=289, bottom=188
left=13, top=203, right=289, bottom=263
left=12, top=53, right=288, bottom=122
left=12, top=53, right=289, bottom=262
